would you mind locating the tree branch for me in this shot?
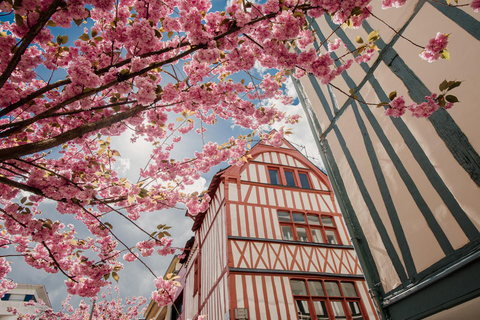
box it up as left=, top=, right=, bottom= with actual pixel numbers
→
left=0, top=0, right=64, bottom=90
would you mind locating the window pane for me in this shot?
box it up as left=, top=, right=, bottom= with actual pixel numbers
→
left=291, top=280, right=308, bottom=295
left=308, top=281, right=325, bottom=296
left=281, top=226, right=294, bottom=241
left=285, top=171, right=296, bottom=186
left=321, top=216, right=334, bottom=227
left=325, top=230, right=338, bottom=244
left=311, top=229, right=324, bottom=243
left=313, top=301, right=329, bottom=320
left=9, top=294, right=25, bottom=301
left=331, top=301, right=347, bottom=319
left=324, top=282, right=341, bottom=296
left=277, top=211, right=291, bottom=222
left=269, top=169, right=280, bottom=184
left=341, top=282, right=358, bottom=297
left=299, top=173, right=311, bottom=189
left=307, top=215, right=321, bottom=225
left=292, top=213, right=306, bottom=223
left=348, top=301, right=364, bottom=320
left=296, top=227, right=309, bottom=242
left=295, top=300, right=311, bottom=320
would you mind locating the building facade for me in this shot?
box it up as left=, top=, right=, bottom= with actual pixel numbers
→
left=182, top=138, right=378, bottom=320
left=0, top=284, right=52, bottom=319
left=292, top=2, right=480, bottom=319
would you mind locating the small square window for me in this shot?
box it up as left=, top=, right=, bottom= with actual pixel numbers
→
left=296, top=227, right=309, bottom=242
left=281, top=226, right=294, bottom=241
left=269, top=169, right=280, bottom=185
left=321, top=216, right=335, bottom=227
left=299, top=173, right=311, bottom=189
left=307, top=215, right=321, bottom=225
left=341, top=283, right=358, bottom=297
left=313, top=301, right=329, bottom=320
left=325, top=230, right=338, bottom=244
left=331, top=301, right=347, bottom=319
left=277, top=211, right=291, bottom=222
left=324, top=282, right=341, bottom=296
left=291, top=280, right=308, bottom=295
left=308, top=281, right=325, bottom=296
left=311, top=228, right=324, bottom=243
left=292, top=213, right=306, bottom=223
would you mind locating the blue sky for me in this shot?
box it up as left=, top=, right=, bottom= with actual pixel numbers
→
left=2, top=0, right=324, bottom=313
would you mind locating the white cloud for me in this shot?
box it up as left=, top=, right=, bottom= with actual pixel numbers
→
left=182, top=177, right=207, bottom=194
left=253, top=61, right=268, bottom=75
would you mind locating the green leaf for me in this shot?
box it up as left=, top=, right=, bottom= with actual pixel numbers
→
left=445, top=95, right=459, bottom=103
left=388, top=91, right=397, bottom=101
left=61, top=35, right=68, bottom=44
left=104, top=222, right=113, bottom=229
left=91, top=30, right=98, bottom=37
left=104, top=273, right=110, bottom=281
left=15, top=14, right=24, bottom=28
left=447, top=81, right=462, bottom=91
left=79, top=33, right=90, bottom=41
left=439, top=80, right=449, bottom=91
left=93, top=36, right=103, bottom=41
left=47, top=20, right=57, bottom=27
left=441, top=50, right=450, bottom=60
left=73, top=19, right=83, bottom=26
left=367, top=30, right=380, bottom=43
left=377, top=102, right=390, bottom=108
left=167, top=31, right=174, bottom=39
left=355, top=36, right=363, bottom=44
left=112, top=271, right=119, bottom=282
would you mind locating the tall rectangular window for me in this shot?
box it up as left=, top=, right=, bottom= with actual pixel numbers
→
left=269, top=168, right=280, bottom=185
left=299, top=173, right=311, bottom=189
left=285, top=170, right=296, bottom=186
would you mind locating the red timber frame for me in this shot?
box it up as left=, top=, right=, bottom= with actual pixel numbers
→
left=184, top=134, right=378, bottom=320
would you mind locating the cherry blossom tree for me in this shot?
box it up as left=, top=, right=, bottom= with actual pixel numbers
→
left=0, top=0, right=478, bottom=308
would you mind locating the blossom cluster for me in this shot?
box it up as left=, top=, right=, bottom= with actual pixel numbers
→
left=385, top=94, right=454, bottom=118
left=420, top=33, right=449, bottom=62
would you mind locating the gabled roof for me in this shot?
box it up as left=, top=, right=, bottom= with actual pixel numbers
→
left=190, top=130, right=330, bottom=232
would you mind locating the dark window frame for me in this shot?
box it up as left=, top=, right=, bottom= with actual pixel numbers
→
left=290, top=279, right=368, bottom=320
left=277, top=210, right=341, bottom=245
left=267, top=166, right=313, bottom=189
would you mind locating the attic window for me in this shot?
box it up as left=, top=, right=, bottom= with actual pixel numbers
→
left=268, top=168, right=280, bottom=185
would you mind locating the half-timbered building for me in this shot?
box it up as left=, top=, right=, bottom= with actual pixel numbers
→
left=182, top=136, right=378, bottom=320
left=291, top=2, right=480, bottom=319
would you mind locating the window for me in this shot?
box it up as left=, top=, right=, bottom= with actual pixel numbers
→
left=299, top=173, right=311, bottom=189
left=269, top=168, right=280, bottom=185
left=277, top=211, right=340, bottom=244
left=290, top=279, right=366, bottom=320
left=267, top=166, right=312, bottom=189
left=24, top=294, right=37, bottom=302
left=193, top=258, right=199, bottom=296
left=285, top=170, right=296, bottom=187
